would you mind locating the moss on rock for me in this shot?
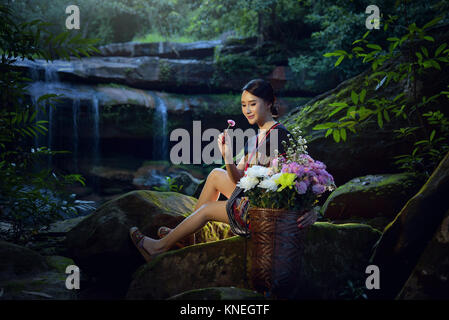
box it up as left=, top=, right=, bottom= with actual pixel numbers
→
left=321, top=173, right=424, bottom=220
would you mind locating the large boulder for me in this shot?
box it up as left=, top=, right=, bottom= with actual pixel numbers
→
left=65, top=190, right=232, bottom=296
left=126, top=222, right=381, bottom=300
left=0, top=241, right=49, bottom=280
left=369, top=151, right=449, bottom=299
left=0, top=241, right=77, bottom=300
left=397, top=208, right=449, bottom=299
left=321, top=173, right=424, bottom=220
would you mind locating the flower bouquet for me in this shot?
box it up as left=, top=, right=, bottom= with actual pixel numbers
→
left=237, top=127, right=336, bottom=212
left=237, top=127, right=336, bottom=298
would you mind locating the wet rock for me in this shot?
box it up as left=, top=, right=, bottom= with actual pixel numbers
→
left=369, top=151, right=449, bottom=299
left=0, top=241, right=77, bottom=300
left=321, top=173, right=424, bottom=220
left=397, top=208, right=449, bottom=299
left=65, top=190, right=232, bottom=297
left=126, top=222, right=381, bottom=299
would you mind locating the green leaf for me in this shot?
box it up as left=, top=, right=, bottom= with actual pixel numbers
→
left=328, top=105, right=347, bottom=117
left=323, top=52, right=341, bottom=57
left=335, top=55, right=344, bottom=66
left=387, top=37, right=400, bottom=42
left=383, top=110, right=390, bottom=122
left=423, top=36, right=434, bottom=42
left=435, top=43, right=447, bottom=57
left=332, top=129, right=341, bottom=143
left=325, top=128, right=333, bottom=138
left=367, top=44, right=382, bottom=51
left=329, top=102, right=348, bottom=107
left=422, top=16, right=442, bottom=30
left=377, top=112, right=384, bottom=128
left=360, top=89, right=367, bottom=103
left=351, top=90, right=359, bottom=105
left=430, top=129, right=436, bottom=142
left=340, top=128, right=347, bottom=142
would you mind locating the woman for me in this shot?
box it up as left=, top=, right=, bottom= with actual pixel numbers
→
left=130, top=79, right=318, bottom=262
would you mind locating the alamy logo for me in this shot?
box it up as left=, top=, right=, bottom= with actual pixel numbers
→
left=365, top=265, right=380, bottom=289
left=65, top=265, right=80, bottom=290
left=169, top=121, right=280, bottom=165
left=65, top=5, right=80, bottom=30
left=365, top=5, right=380, bottom=30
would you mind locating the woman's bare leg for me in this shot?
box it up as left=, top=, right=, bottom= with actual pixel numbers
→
left=142, top=200, right=229, bottom=254
left=194, top=168, right=235, bottom=210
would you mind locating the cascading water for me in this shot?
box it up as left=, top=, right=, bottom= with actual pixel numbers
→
left=72, top=99, right=80, bottom=172
left=91, top=96, right=101, bottom=191
left=153, top=94, right=168, bottom=160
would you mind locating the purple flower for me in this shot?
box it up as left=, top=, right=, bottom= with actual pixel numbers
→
left=295, top=181, right=308, bottom=194
left=312, top=184, right=326, bottom=194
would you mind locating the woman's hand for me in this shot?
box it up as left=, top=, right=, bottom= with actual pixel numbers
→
left=217, top=129, right=233, bottom=163
left=297, top=207, right=318, bottom=229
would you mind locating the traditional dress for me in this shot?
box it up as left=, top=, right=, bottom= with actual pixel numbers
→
left=226, top=122, right=291, bottom=237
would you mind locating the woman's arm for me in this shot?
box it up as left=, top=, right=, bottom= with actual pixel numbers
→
left=218, top=130, right=245, bottom=184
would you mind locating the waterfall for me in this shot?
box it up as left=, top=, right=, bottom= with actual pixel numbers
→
left=153, top=95, right=168, bottom=160
left=72, top=99, right=80, bottom=172
left=92, top=97, right=100, bottom=165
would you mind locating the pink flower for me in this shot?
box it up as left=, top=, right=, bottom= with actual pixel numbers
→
left=227, top=119, right=235, bottom=128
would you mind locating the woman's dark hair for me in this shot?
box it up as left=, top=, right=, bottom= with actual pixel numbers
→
left=242, top=79, right=279, bottom=117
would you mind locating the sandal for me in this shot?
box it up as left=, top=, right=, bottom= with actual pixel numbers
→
left=129, top=227, right=159, bottom=263
left=157, top=226, right=195, bottom=248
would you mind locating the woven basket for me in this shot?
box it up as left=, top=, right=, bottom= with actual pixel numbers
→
left=247, top=207, right=307, bottom=298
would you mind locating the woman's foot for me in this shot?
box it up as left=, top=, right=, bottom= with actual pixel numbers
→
left=129, top=227, right=166, bottom=262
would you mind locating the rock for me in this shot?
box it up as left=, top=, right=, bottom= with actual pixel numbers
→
left=170, top=171, right=202, bottom=196
left=321, top=173, right=424, bottom=220
left=0, top=241, right=78, bottom=300
left=126, top=222, right=381, bottom=300
left=126, top=237, right=247, bottom=300
left=96, top=40, right=222, bottom=59
left=369, top=151, right=449, bottom=299
left=0, top=241, right=49, bottom=280
left=65, top=190, right=232, bottom=296
left=28, top=215, right=90, bottom=256
left=397, top=208, right=449, bottom=299
left=14, top=57, right=217, bottom=94
left=89, top=166, right=135, bottom=195
left=167, top=287, right=264, bottom=300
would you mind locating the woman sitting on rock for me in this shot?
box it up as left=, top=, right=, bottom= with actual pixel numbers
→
left=130, top=78, right=318, bottom=262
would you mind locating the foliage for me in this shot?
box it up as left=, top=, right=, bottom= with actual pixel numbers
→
left=0, top=4, right=97, bottom=243
left=152, top=176, right=183, bottom=193
left=316, top=7, right=449, bottom=177
left=2, top=0, right=191, bottom=45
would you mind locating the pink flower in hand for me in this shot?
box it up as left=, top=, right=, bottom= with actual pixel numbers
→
left=227, top=119, right=235, bottom=128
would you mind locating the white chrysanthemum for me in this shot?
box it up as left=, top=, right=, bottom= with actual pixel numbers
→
left=237, top=176, right=259, bottom=192
left=258, top=177, right=278, bottom=192
left=246, top=165, right=271, bottom=178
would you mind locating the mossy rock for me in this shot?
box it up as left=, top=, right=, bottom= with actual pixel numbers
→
left=0, top=271, right=77, bottom=300
left=321, top=173, right=424, bottom=220
left=126, top=222, right=381, bottom=300
left=45, top=256, right=75, bottom=274
left=65, top=190, right=231, bottom=297
left=167, top=286, right=264, bottom=300
left=369, top=151, right=449, bottom=299
left=0, top=241, right=49, bottom=281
